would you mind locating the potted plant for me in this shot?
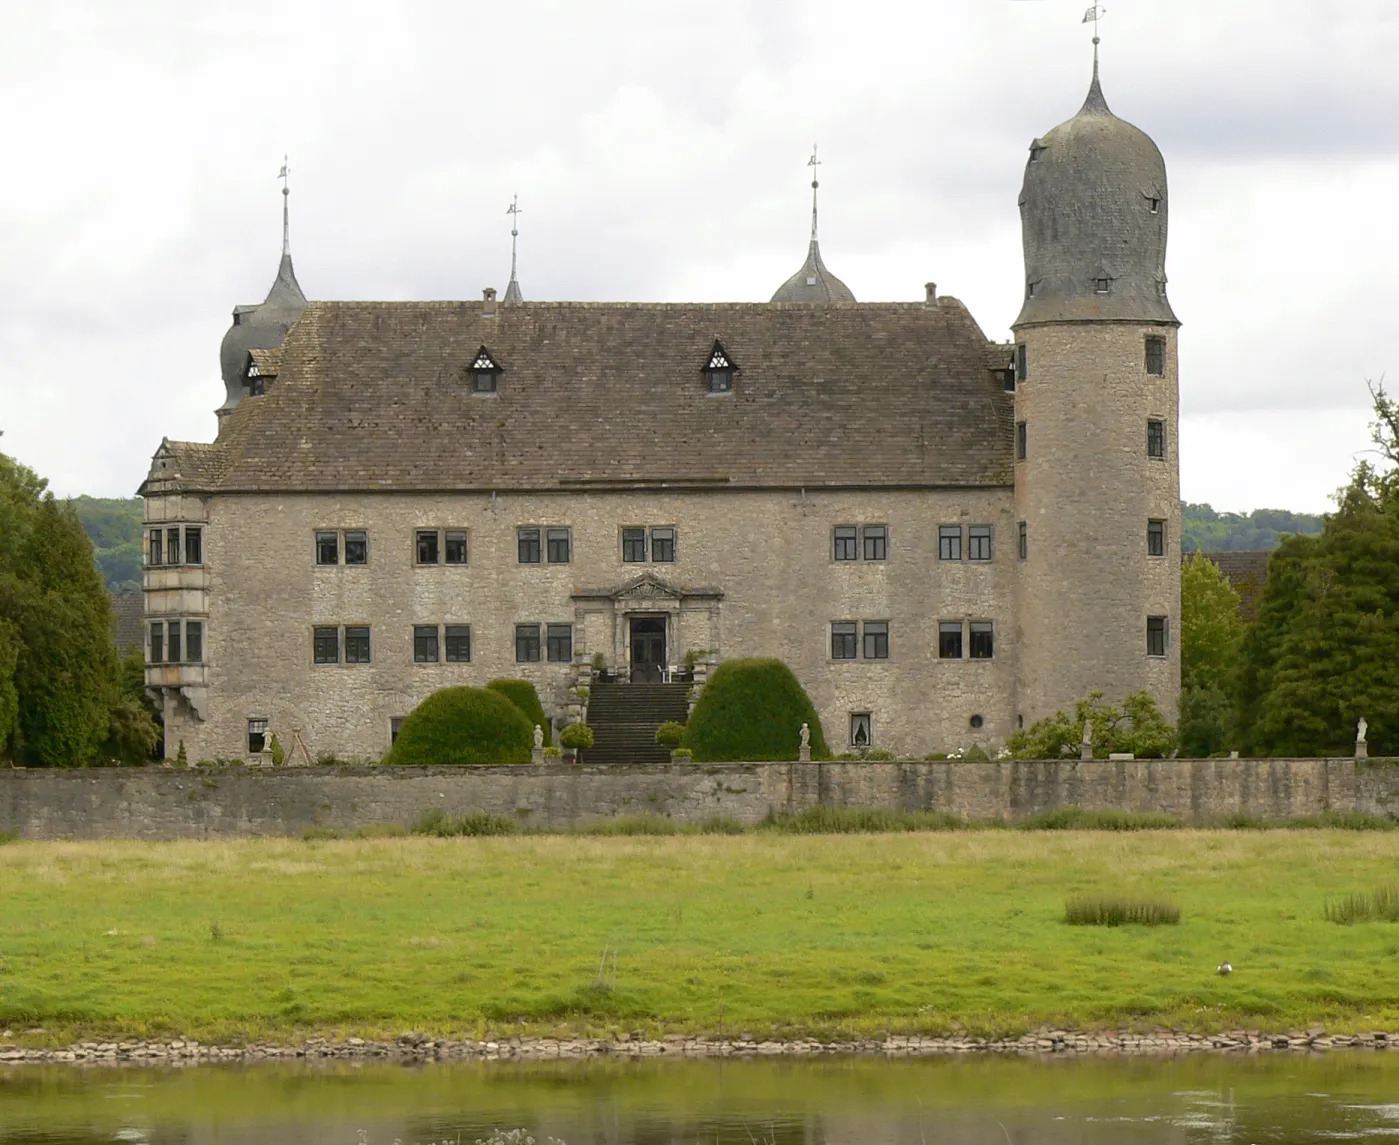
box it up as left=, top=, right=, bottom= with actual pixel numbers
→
left=559, top=721, right=595, bottom=764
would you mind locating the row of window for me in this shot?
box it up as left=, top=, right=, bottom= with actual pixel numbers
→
left=1013, top=335, right=1167, bottom=384
left=310, top=623, right=576, bottom=665
left=147, top=526, right=203, bottom=567
left=830, top=620, right=994, bottom=661
left=465, top=342, right=739, bottom=396
left=149, top=619, right=203, bottom=664
left=1016, top=419, right=1169, bottom=461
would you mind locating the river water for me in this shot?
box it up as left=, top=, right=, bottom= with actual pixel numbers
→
left=3, top=1054, right=1399, bottom=1143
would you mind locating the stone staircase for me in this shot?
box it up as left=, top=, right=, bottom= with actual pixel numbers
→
left=585, top=683, right=690, bottom=765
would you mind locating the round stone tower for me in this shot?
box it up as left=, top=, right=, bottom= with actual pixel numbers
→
left=1011, top=59, right=1181, bottom=725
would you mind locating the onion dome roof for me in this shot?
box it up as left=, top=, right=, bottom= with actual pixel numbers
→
left=770, top=239, right=856, bottom=304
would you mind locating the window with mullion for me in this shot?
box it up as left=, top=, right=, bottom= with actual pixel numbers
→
left=518, top=528, right=542, bottom=564
left=969, top=621, right=994, bottom=659
left=833, top=526, right=858, bottom=562
left=313, top=626, right=340, bottom=664
left=938, top=621, right=963, bottom=659
left=938, top=526, right=962, bottom=562
left=413, top=625, right=440, bottom=663
left=516, top=623, right=541, bottom=663
left=831, top=622, right=858, bottom=660
left=861, top=526, right=888, bottom=562
left=445, top=624, right=471, bottom=662
left=622, top=527, right=647, bottom=563
left=546, top=623, right=573, bottom=663
left=968, top=526, right=993, bottom=562
left=862, top=621, right=889, bottom=660
left=650, top=527, right=675, bottom=563
left=546, top=528, right=571, bottom=564
left=344, top=626, right=371, bottom=664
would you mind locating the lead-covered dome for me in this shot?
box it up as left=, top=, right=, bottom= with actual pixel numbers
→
left=1013, top=63, right=1177, bottom=328
left=216, top=251, right=307, bottom=417
left=770, top=238, right=856, bottom=303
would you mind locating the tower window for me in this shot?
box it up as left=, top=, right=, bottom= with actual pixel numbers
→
left=1145, top=336, right=1166, bottom=376
left=1094, top=277, right=1111, bottom=294
left=1015, top=343, right=1028, bottom=381
left=469, top=347, right=501, bottom=394
left=1017, top=521, right=1027, bottom=560
left=1147, top=616, right=1168, bottom=658
left=1147, top=419, right=1167, bottom=459
left=1148, top=519, right=1166, bottom=557
left=1029, top=143, right=1046, bottom=163
left=1016, top=421, right=1027, bottom=461
left=1147, top=196, right=1161, bottom=214
left=1026, top=280, right=1038, bottom=299
left=938, top=621, right=963, bottom=660
left=705, top=343, right=736, bottom=394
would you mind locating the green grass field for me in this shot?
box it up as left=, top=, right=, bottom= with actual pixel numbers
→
left=2, top=831, right=1399, bottom=1045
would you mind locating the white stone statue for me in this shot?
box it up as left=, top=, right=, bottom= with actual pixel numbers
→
left=534, top=724, right=544, bottom=749
left=799, top=723, right=810, bottom=750
left=1358, top=717, right=1368, bottom=743
left=1081, top=720, right=1093, bottom=746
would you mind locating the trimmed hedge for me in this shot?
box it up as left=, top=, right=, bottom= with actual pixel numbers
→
left=683, top=658, right=828, bottom=762
left=384, top=686, right=533, bottom=765
left=486, top=678, right=551, bottom=746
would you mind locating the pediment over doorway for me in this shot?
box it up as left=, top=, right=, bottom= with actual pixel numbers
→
left=572, top=571, right=723, bottom=604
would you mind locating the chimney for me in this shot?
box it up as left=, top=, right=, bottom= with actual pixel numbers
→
left=482, top=287, right=498, bottom=318
left=924, top=282, right=938, bottom=306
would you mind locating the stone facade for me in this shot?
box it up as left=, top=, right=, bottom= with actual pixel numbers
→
left=3, top=758, right=1396, bottom=840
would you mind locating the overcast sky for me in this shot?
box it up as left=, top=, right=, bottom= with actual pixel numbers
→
left=2, top=0, right=1397, bottom=513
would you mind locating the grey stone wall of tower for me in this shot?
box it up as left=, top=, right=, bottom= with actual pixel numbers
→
left=1011, top=61, right=1182, bottom=725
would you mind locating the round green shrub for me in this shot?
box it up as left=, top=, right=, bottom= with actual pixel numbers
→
left=559, top=722, right=594, bottom=750
left=384, top=687, right=533, bottom=765
left=683, top=658, right=829, bottom=762
left=655, top=720, right=686, bottom=747
left=485, top=679, right=551, bottom=746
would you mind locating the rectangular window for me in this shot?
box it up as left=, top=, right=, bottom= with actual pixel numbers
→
left=248, top=719, right=268, bottom=754
left=315, top=531, right=339, bottom=565
left=862, top=621, right=889, bottom=660
left=185, top=621, right=203, bottom=663
left=1145, top=335, right=1166, bottom=376
left=1147, top=519, right=1166, bottom=557
left=313, top=626, right=340, bottom=664
left=1018, top=521, right=1028, bottom=560
left=938, top=525, right=962, bottom=562
left=149, top=621, right=164, bottom=664
left=1147, top=616, right=1168, bottom=657
left=166, top=528, right=180, bottom=565
left=862, top=525, right=888, bottom=562
left=344, top=626, right=371, bottom=664
left=831, top=621, right=858, bottom=660
left=650, top=527, right=676, bottom=563
left=969, top=621, right=994, bottom=659
left=184, top=527, right=203, bottom=566
left=518, top=527, right=541, bottom=564
left=833, top=526, right=858, bottom=561
left=148, top=529, right=163, bottom=567
left=167, top=621, right=181, bottom=665
left=413, top=624, right=440, bottom=663
left=444, top=530, right=467, bottom=564
left=1016, top=343, right=1028, bottom=381
left=1147, top=419, right=1166, bottom=459
left=622, top=527, right=647, bottom=563
left=390, top=717, right=404, bottom=745
left=516, top=623, right=541, bottom=663
left=968, top=526, right=993, bottom=562
left=445, top=624, right=472, bottom=662
left=939, top=621, right=963, bottom=659
left=546, top=623, right=573, bottom=663
left=1016, top=421, right=1027, bottom=461
left=850, top=712, right=872, bottom=748
left=546, top=527, right=571, bottom=564
left=344, top=531, right=368, bottom=565
left=415, top=530, right=439, bottom=565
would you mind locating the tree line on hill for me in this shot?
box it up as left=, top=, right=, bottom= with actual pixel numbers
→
left=1181, top=502, right=1322, bottom=553
left=0, top=447, right=159, bottom=766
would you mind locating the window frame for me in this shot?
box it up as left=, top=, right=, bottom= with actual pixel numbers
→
left=517, top=527, right=542, bottom=564
left=183, top=527, right=203, bottom=566
left=149, top=620, right=164, bottom=664
left=833, top=526, right=858, bottom=562
left=166, top=528, right=180, bottom=566
left=184, top=620, right=203, bottom=664
left=938, top=621, right=964, bottom=660
left=167, top=620, right=182, bottom=665
left=831, top=621, right=858, bottom=661
left=849, top=712, right=873, bottom=749
left=247, top=718, right=268, bottom=755
left=705, top=343, right=737, bottom=395
left=1016, top=342, right=1028, bottom=381
left=343, top=625, right=371, bottom=664
left=148, top=529, right=163, bottom=567
left=1016, top=421, right=1027, bottom=461
left=445, top=624, right=472, bottom=663
left=861, top=525, right=888, bottom=562
left=313, top=626, right=340, bottom=665
left=650, top=526, right=676, bottom=563
left=344, top=530, right=369, bottom=565
left=546, top=527, right=571, bottom=564
left=1147, top=519, right=1166, bottom=557
left=515, top=622, right=542, bottom=663
left=622, top=527, right=647, bottom=563
left=413, top=624, right=440, bottom=663
left=969, top=621, right=994, bottom=660
left=1147, top=419, right=1167, bottom=460
left=415, top=529, right=440, bottom=566
left=1017, top=521, right=1027, bottom=561
left=546, top=622, right=574, bottom=664
left=315, top=531, right=339, bottom=566
left=938, top=525, right=963, bottom=562
left=1145, top=335, right=1166, bottom=376
left=862, top=620, right=890, bottom=661
left=968, top=525, right=993, bottom=562
left=1147, top=616, right=1169, bottom=658
left=443, top=530, right=468, bottom=565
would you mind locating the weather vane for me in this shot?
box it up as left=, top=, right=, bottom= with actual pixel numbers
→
left=807, top=144, right=821, bottom=242
left=1082, top=5, right=1105, bottom=61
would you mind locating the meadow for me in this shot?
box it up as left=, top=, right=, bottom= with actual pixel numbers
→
left=2, top=830, right=1399, bottom=1045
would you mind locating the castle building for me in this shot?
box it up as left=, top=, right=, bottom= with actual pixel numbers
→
left=140, top=59, right=1180, bottom=761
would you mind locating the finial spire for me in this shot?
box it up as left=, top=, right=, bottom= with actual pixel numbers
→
left=1078, top=6, right=1111, bottom=114
left=807, top=144, right=821, bottom=243
left=278, top=155, right=291, bottom=257
left=504, top=194, right=524, bottom=302
left=1081, top=5, right=1104, bottom=70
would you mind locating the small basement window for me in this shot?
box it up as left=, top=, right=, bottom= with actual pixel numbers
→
left=705, top=343, right=736, bottom=394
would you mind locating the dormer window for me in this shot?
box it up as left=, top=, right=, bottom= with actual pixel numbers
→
left=469, top=347, right=501, bottom=394
left=1148, top=197, right=1161, bottom=214
left=705, top=343, right=736, bottom=394
left=1026, top=280, right=1038, bottom=299
left=1029, top=142, right=1047, bottom=162
left=244, top=358, right=265, bottom=397
left=1094, top=277, right=1112, bottom=295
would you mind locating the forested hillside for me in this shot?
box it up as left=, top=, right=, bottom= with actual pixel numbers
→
left=68, top=496, right=143, bottom=592
left=1181, top=503, right=1323, bottom=552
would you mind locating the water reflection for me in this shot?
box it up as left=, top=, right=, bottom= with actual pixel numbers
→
left=2, top=1055, right=1399, bottom=1144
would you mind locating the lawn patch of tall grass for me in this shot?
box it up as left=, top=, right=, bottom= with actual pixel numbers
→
left=1324, top=886, right=1399, bottom=925
left=0, top=831, right=18, bottom=845
left=1022, top=808, right=1181, bottom=831
left=411, top=809, right=521, bottom=837
left=762, top=806, right=972, bottom=834
left=1065, top=895, right=1181, bottom=927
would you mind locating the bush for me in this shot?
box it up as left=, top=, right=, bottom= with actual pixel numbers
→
left=670, top=747, right=692, bottom=760
left=412, top=809, right=522, bottom=837
left=559, top=722, right=594, bottom=750
left=268, top=733, right=285, bottom=766
left=486, top=679, right=551, bottom=746
left=1065, top=896, right=1181, bottom=927
left=384, top=687, right=533, bottom=765
left=683, top=658, right=828, bottom=761
left=1324, top=886, right=1399, bottom=924
left=1020, top=808, right=1181, bottom=831
left=655, top=720, right=686, bottom=747
left=543, top=745, right=562, bottom=759
left=762, top=806, right=971, bottom=834
left=1007, top=690, right=1175, bottom=760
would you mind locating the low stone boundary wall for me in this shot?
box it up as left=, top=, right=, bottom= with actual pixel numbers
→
left=1, top=757, right=1397, bottom=841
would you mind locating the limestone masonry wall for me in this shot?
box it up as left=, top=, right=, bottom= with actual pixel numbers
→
left=2, top=759, right=1396, bottom=840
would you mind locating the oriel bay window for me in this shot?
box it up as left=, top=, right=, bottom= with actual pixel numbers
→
left=148, top=620, right=204, bottom=664
left=185, top=621, right=203, bottom=663
left=148, top=529, right=163, bottom=566
left=167, top=621, right=181, bottom=664
left=149, top=621, right=163, bottom=663
left=148, top=525, right=204, bottom=566
left=184, top=527, right=203, bottom=565
left=546, top=623, right=573, bottom=663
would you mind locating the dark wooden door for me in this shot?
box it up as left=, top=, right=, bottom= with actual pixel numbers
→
left=630, top=618, right=666, bottom=683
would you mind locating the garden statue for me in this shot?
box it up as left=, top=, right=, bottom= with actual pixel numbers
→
left=799, top=722, right=811, bottom=762
left=1080, top=720, right=1093, bottom=761
left=1357, top=717, right=1369, bottom=759
left=534, top=724, right=544, bottom=749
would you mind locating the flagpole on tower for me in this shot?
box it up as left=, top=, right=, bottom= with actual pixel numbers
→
left=1082, top=5, right=1105, bottom=68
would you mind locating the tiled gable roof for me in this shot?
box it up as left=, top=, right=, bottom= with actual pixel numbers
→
left=109, top=591, right=144, bottom=654
left=1192, top=550, right=1273, bottom=622
left=183, top=299, right=1014, bottom=494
